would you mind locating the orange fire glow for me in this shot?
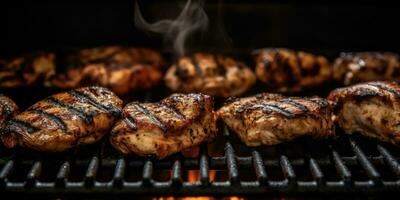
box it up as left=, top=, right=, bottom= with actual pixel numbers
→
left=154, top=171, right=243, bottom=200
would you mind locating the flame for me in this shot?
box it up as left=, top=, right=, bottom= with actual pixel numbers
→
left=186, top=170, right=217, bottom=182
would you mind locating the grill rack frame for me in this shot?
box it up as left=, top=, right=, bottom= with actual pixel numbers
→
left=1, top=123, right=400, bottom=197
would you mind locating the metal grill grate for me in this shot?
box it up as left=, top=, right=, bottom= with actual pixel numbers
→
left=1, top=89, right=400, bottom=198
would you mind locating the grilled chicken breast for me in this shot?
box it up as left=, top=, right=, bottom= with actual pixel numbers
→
left=333, top=52, right=400, bottom=85
left=0, top=95, right=18, bottom=129
left=254, top=48, right=332, bottom=93
left=110, top=93, right=217, bottom=159
left=1, top=86, right=123, bottom=152
left=218, top=93, right=334, bottom=146
left=165, top=53, right=256, bottom=97
left=46, top=46, right=164, bottom=95
left=0, top=52, right=56, bottom=88
left=328, top=81, right=400, bottom=145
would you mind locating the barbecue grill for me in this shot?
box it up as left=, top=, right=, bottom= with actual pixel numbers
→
left=1, top=0, right=400, bottom=199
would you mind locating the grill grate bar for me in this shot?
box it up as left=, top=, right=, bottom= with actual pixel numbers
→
left=113, top=158, right=125, bottom=188
left=309, top=158, right=324, bottom=186
left=56, top=161, right=70, bottom=187
left=0, top=160, right=14, bottom=187
left=84, top=156, right=99, bottom=187
left=225, top=142, right=239, bottom=184
left=26, top=161, right=42, bottom=188
left=377, top=145, right=400, bottom=177
left=331, top=149, right=352, bottom=186
left=349, top=139, right=381, bottom=186
left=280, top=155, right=297, bottom=187
left=252, top=150, right=268, bottom=185
left=142, top=159, right=153, bottom=186
left=171, top=159, right=182, bottom=186
left=199, top=145, right=209, bottom=184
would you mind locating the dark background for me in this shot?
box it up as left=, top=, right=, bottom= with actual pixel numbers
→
left=0, top=0, right=399, bottom=58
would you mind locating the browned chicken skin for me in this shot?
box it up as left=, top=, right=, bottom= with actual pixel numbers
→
left=1, top=86, right=123, bottom=152
left=110, top=93, right=217, bottom=159
left=165, top=53, right=256, bottom=97
left=333, top=52, right=400, bottom=85
left=218, top=93, right=334, bottom=146
left=0, top=95, right=18, bottom=129
left=254, top=48, right=332, bottom=93
left=328, top=81, right=400, bottom=145
left=46, top=46, right=164, bottom=95
left=0, top=52, right=56, bottom=88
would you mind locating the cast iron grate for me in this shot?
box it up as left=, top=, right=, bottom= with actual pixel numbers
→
left=1, top=90, right=400, bottom=198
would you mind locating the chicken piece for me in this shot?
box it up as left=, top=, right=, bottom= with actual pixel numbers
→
left=165, top=53, right=256, bottom=97
left=1, top=86, right=123, bottom=152
left=110, top=93, right=217, bottom=159
left=46, top=46, right=164, bottom=95
left=333, top=52, right=400, bottom=85
left=254, top=48, right=332, bottom=93
left=0, top=52, right=56, bottom=88
left=0, top=95, right=18, bottom=129
left=328, top=81, right=400, bottom=145
left=218, top=93, right=334, bottom=146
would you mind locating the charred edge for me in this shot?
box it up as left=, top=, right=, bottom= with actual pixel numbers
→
left=190, top=93, right=205, bottom=111
left=190, top=55, right=203, bottom=76
left=213, top=55, right=226, bottom=75
left=368, top=82, right=400, bottom=98
left=134, top=103, right=168, bottom=132
left=275, top=50, right=297, bottom=86
left=224, top=96, right=239, bottom=106
left=303, top=98, right=328, bottom=108
left=46, top=97, right=93, bottom=124
left=6, top=119, right=40, bottom=134
left=69, top=90, right=121, bottom=117
left=280, top=98, right=309, bottom=113
left=159, top=103, right=185, bottom=119
left=124, top=114, right=137, bottom=130
left=355, top=87, right=380, bottom=98
left=29, top=109, right=68, bottom=132
left=258, top=103, right=295, bottom=118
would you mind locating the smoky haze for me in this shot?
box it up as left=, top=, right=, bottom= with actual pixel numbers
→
left=134, top=0, right=209, bottom=58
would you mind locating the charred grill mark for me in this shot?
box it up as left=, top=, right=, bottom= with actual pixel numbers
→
left=279, top=98, right=309, bottom=113
left=190, top=55, right=202, bottom=76
left=68, top=90, right=121, bottom=117
left=28, top=109, right=68, bottom=132
left=133, top=103, right=168, bottom=132
left=6, top=119, right=40, bottom=134
left=355, top=87, right=380, bottom=97
left=274, top=50, right=297, bottom=86
left=253, top=103, right=295, bottom=118
left=175, top=64, right=189, bottom=80
left=159, top=103, right=185, bottom=119
left=367, top=82, right=400, bottom=98
left=124, top=113, right=137, bottom=130
left=213, top=55, right=226, bottom=75
left=303, top=98, right=328, bottom=108
left=46, top=97, right=93, bottom=124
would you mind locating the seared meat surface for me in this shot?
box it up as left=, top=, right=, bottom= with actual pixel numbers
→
left=165, top=53, right=256, bottom=97
left=328, top=81, right=400, bottom=144
left=333, top=52, right=400, bottom=85
left=218, top=93, right=334, bottom=146
left=1, top=86, right=123, bottom=152
left=110, top=93, right=217, bottom=159
left=46, top=46, right=164, bottom=95
left=0, top=52, right=56, bottom=88
left=0, top=95, right=18, bottom=129
left=254, top=48, right=332, bottom=93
